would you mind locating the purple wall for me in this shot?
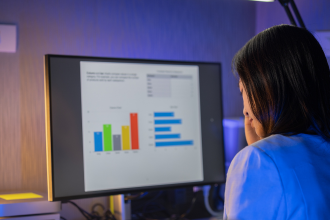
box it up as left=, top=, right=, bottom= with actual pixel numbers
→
left=256, top=0, right=330, bottom=64
left=0, top=0, right=256, bottom=218
left=256, top=0, right=330, bottom=33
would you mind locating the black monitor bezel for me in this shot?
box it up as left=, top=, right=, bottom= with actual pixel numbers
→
left=45, top=54, right=226, bottom=201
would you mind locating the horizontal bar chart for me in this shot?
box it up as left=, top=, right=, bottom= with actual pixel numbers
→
left=154, top=119, right=181, bottom=125
left=154, top=112, right=174, bottom=117
left=155, top=134, right=181, bottom=139
left=155, top=140, right=194, bottom=147
left=153, top=111, right=194, bottom=148
left=155, top=127, right=171, bottom=132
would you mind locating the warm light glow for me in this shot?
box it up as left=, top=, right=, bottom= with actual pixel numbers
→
left=249, top=0, right=274, bottom=2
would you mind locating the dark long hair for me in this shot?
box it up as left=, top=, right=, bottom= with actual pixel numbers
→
left=233, top=24, right=330, bottom=141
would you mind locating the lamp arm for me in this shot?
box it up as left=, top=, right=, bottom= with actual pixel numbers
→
left=289, top=0, right=306, bottom=29
left=278, top=0, right=306, bottom=29
left=282, top=3, right=297, bottom=26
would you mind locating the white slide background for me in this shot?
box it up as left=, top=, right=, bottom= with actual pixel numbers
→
left=80, top=61, right=203, bottom=192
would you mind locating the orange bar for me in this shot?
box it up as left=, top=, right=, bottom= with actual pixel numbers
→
left=130, top=113, right=139, bottom=150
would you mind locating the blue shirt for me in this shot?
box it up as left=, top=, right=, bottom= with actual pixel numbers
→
left=223, top=133, right=330, bottom=220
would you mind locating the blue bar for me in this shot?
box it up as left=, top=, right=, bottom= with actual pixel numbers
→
left=154, top=119, right=181, bottom=124
left=155, top=127, right=171, bottom=132
left=155, top=140, right=193, bottom=147
left=155, top=134, right=181, bottom=139
left=154, top=112, right=174, bottom=117
left=94, top=132, right=103, bottom=152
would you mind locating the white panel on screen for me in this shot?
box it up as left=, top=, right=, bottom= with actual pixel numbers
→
left=314, top=31, right=330, bottom=57
left=0, top=24, right=17, bottom=53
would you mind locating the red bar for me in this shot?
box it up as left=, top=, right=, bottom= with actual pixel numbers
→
left=130, top=113, right=139, bottom=150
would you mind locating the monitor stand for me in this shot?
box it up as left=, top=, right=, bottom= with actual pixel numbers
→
left=111, top=194, right=131, bottom=220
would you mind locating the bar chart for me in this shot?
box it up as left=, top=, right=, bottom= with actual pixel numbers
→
left=94, top=113, right=139, bottom=152
left=80, top=61, right=203, bottom=192
left=154, top=112, right=194, bottom=147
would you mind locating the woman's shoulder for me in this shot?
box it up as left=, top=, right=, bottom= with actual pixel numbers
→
left=246, top=134, right=330, bottom=219
left=230, top=134, right=289, bottom=169
left=226, top=134, right=330, bottom=219
left=250, top=133, right=328, bottom=157
left=252, top=133, right=312, bottom=150
left=225, top=140, right=286, bottom=219
left=231, top=133, right=330, bottom=193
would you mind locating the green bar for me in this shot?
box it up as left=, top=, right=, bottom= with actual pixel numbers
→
left=103, top=124, right=112, bottom=151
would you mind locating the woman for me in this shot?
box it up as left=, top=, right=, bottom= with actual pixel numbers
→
left=224, top=24, right=330, bottom=219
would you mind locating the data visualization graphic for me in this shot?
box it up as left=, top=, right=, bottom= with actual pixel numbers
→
left=153, top=112, right=194, bottom=147
left=94, top=113, right=139, bottom=152
left=80, top=62, right=203, bottom=192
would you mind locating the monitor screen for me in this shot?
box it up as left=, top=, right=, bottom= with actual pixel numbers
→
left=44, top=55, right=225, bottom=201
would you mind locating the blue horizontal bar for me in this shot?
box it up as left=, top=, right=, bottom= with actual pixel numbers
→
left=155, top=127, right=171, bottom=132
left=155, top=140, right=193, bottom=147
left=154, top=119, right=181, bottom=124
left=155, top=134, right=181, bottom=139
left=154, top=112, right=174, bottom=117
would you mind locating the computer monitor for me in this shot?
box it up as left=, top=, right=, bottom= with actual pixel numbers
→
left=44, top=55, right=225, bottom=201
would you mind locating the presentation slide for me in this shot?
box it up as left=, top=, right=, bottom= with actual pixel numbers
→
left=80, top=61, right=204, bottom=192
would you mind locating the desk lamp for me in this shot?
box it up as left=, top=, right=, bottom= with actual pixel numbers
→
left=251, top=0, right=306, bottom=28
